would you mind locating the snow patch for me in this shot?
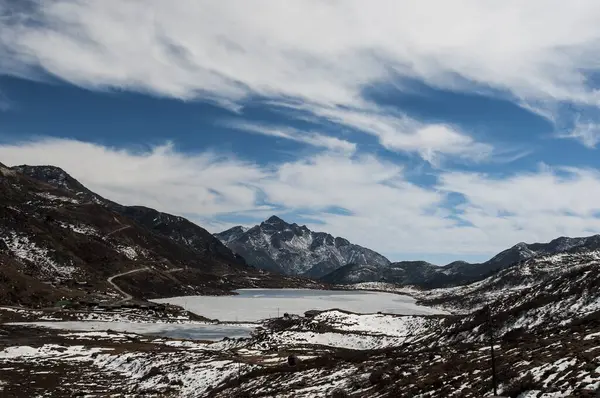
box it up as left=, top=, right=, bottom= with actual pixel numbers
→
left=116, top=246, right=138, bottom=260
left=34, top=192, right=79, bottom=204
left=58, top=222, right=99, bottom=236
left=0, top=232, right=77, bottom=278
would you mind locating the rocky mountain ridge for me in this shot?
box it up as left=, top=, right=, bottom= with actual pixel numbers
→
left=321, top=234, right=600, bottom=287
left=12, top=165, right=245, bottom=266
left=14, top=163, right=600, bottom=293
left=216, top=216, right=391, bottom=278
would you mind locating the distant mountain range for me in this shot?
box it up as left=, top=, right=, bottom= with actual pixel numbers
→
left=217, top=216, right=600, bottom=288
left=321, top=237, right=600, bottom=287
left=1, top=163, right=322, bottom=305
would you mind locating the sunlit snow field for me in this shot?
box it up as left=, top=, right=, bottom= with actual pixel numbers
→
left=153, top=288, right=446, bottom=322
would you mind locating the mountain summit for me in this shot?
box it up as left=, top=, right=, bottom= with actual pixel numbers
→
left=215, top=216, right=390, bottom=277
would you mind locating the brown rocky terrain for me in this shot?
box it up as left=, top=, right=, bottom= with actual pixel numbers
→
left=0, top=162, right=324, bottom=306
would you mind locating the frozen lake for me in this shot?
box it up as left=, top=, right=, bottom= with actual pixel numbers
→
left=10, top=321, right=255, bottom=340
left=153, top=288, right=445, bottom=322
left=10, top=289, right=444, bottom=341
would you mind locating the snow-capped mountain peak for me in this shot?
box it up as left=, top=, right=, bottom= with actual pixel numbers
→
left=215, top=216, right=390, bottom=277
left=216, top=226, right=249, bottom=245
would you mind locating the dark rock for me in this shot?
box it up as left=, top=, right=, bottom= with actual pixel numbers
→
left=329, top=388, right=349, bottom=398
left=287, top=354, right=300, bottom=367
left=369, top=368, right=390, bottom=385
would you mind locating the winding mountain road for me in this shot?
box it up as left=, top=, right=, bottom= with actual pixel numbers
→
left=106, top=267, right=149, bottom=301
left=104, top=223, right=185, bottom=300
left=105, top=224, right=131, bottom=237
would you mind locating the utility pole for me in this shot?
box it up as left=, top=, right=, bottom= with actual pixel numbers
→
left=485, top=305, right=498, bottom=396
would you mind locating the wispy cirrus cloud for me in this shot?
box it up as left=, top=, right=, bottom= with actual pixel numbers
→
left=223, top=121, right=357, bottom=154
left=288, top=104, right=494, bottom=165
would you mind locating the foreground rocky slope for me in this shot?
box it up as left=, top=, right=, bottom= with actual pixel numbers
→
left=2, top=286, right=600, bottom=397
left=216, top=216, right=390, bottom=278
left=0, top=163, right=322, bottom=305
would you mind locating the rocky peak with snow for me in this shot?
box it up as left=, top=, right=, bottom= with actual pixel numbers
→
left=215, top=216, right=391, bottom=278
left=485, top=235, right=600, bottom=271
left=485, top=241, right=538, bottom=268
left=214, top=226, right=248, bottom=245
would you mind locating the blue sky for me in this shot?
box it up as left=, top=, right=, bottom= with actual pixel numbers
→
left=3, top=1, right=600, bottom=264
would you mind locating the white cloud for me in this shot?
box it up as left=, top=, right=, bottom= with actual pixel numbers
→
left=4, top=1, right=600, bottom=106
left=224, top=121, right=356, bottom=154
left=439, top=167, right=600, bottom=217
left=5, top=1, right=600, bottom=158
left=436, top=167, right=600, bottom=250
left=288, top=104, right=492, bottom=164
left=262, top=152, right=441, bottom=213
left=559, top=120, right=600, bottom=148
left=0, top=138, right=265, bottom=215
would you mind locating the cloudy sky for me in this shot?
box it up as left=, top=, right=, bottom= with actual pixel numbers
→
left=2, top=0, right=600, bottom=264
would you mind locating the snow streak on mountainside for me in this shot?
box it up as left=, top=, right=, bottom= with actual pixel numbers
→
left=216, top=216, right=391, bottom=278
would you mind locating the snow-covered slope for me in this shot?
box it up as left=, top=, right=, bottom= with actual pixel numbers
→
left=215, top=216, right=391, bottom=277
left=419, top=250, right=600, bottom=339
left=215, top=226, right=248, bottom=245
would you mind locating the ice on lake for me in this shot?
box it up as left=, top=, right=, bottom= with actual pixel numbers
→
left=10, top=321, right=255, bottom=340
left=153, top=288, right=446, bottom=322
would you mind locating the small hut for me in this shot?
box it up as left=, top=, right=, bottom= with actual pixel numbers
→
left=304, top=309, right=321, bottom=318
